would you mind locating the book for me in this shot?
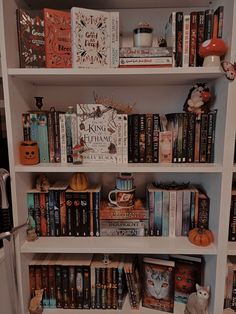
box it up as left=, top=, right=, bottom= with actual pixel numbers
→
left=44, top=8, right=72, bottom=68
left=77, top=104, right=118, bottom=163
left=182, top=15, right=190, bottom=67
left=71, top=7, right=119, bottom=68
left=189, top=12, right=197, bottom=67
left=119, top=47, right=172, bottom=58
left=170, top=254, right=204, bottom=304
left=119, top=57, right=173, bottom=67
left=17, top=9, right=45, bottom=68
left=142, top=257, right=175, bottom=313
left=175, top=12, right=183, bottom=67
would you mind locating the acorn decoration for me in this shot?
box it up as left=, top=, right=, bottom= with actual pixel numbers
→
left=69, top=173, right=89, bottom=191
left=188, top=227, right=214, bottom=247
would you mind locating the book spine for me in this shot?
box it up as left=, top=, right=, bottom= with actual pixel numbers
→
left=171, top=12, right=176, bottom=55
left=152, top=114, right=160, bottom=163
left=100, top=209, right=149, bottom=220
left=177, top=113, right=183, bottom=162
left=133, top=114, right=139, bottom=163
left=169, top=190, right=176, bottom=237
left=229, top=196, right=236, bottom=241
left=175, top=190, right=183, bottom=236
left=27, top=192, right=36, bottom=230
left=60, top=191, right=67, bottom=236
left=73, top=192, right=81, bottom=236
left=162, top=190, right=170, bottom=236
left=117, top=265, right=124, bottom=309
left=190, top=191, right=196, bottom=230
left=55, top=265, right=63, bottom=308
left=93, top=191, right=100, bottom=237
left=80, top=192, right=90, bottom=236
left=48, top=190, right=55, bottom=236
left=110, top=12, right=119, bottom=68
left=29, top=113, right=38, bottom=142
left=154, top=191, right=163, bottom=236
left=48, top=265, right=56, bottom=308
left=122, top=114, right=128, bottom=163
left=106, top=267, right=112, bottom=309
left=53, top=190, right=61, bottom=236
left=42, top=265, right=50, bottom=308
left=75, top=266, right=83, bottom=309
left=69, top=266, right=76, bottom=309
left=189, top=12, right=197, bottom=67
left=217, top=6, right=224, bottom=38
left=182, top=113, right=188, bottom=162
left=53, top=110, right=61, bottom=163
left=159, top=131, right=172, bottom=163
left=35, top=265, right=42, bottom=290
left=187, top=113, right=196, bottom=162
left=148, top=190, right=155, bottom=236
left=128, top=115, right=133, bottom=162
left=175, top=12, right=183, bottom=67
left=47, top=111, right=55, bottom=162
left=34, top=193, right=41, bottom=236
left=22, top=113, right=31, bottom=140
left=197, top=11, right=205, bottom=66
left=29, top=265, right=36, bottom=298
left=116, top=114, right=123, bottom=163
left=145, top=113, right=153, bottom=163
left=197, top=194, right=210, bottom=229
left=66, top=192, right=74, bottom=236
left=83, top=266, right=91, bottom=309
left=200, top=113, right=208, bottom=163
left=182, top=15, right=190, bottom=67
left=194, top=116, right=201, bottom=162
left=182, top=190, right=191, bottom=236
left=59, top=113, right=67, bottom=163
left=45, top=194, right=50, bottom=236
left=65, top=112, right=73, bottom=163
left=112, top=267, right=118, bottom=309
left=37, top=113, right=49, bottom=162
left=100, top=228, right=145, bottom=237
left=61, top=266, right=69, bottom=309
left=204, top=9, right=214, bottom=40
left=119, top=57, right=172, bottom=66
left=71, top=113, right=78, bottom=159
left=209, top=110, right=217, bottom=163
left=89, top=192, right=94, bottom=236
left=95, top=267, right=102, bottom=309
left=39, top=193, right=47, bottom=236
left=139, top=114, right=146, bottom=162
left=231, top=271, right=236, bottom=310
left=119, top=47, right=172, bottom=58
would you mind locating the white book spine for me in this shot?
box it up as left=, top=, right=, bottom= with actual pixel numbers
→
left=175, top=190, right=183, bottom=236
left=71, top=113, right=78, bottom=149
left=116, top=114, right=123, bottom=164
left=172, top=12, right=176, bottom=53
left=122, top=114, right=128, bottom=163
left=59, top=114, right=67, bottom=164
left=120, top=57, right=172, bottom=66
left=110, top=11, right=119, bottom=68
left=169, top=190, right=176, bottom=237
left=182, top=15, right=190, bottom=67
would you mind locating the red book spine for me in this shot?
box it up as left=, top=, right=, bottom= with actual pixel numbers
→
left=189, top=12, right=197, bottom=67
left=196, top=11, right=205, bottom=67
left=40, top=193, right=47, bottom=236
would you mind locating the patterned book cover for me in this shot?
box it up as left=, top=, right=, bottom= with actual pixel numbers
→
left=77, top=104, right=118, bottom=163
left=44, top=8, right=72, bottom=68
left=17, top=9, right=45, bottom=68
left=142, top=257, right=175, bottom=313
left=71, top=7, right=119, bottom=68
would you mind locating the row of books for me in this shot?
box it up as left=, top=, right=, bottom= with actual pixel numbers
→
left=225, top=256, right=236, bottom=310
left=22, top=105, right=217, bottom=164
left=228, top=188, right=236, bottom=241
left=29, top=253, right=205, bottom=312
left=17, top=7, right=119, bottom=68
left=165, top=7, right=224, bottom=67
left=27, top=183, right=101, bottom=237
left=128, top=111, right=217, bottom=163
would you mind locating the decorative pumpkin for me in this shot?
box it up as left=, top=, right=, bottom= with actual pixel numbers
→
left=188, top=227, right=214, bottom=247
left=69, top=172, right=89, bottom=191
left=19, top=141, right=39, bottom=165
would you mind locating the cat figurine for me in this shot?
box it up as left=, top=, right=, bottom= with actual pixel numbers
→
left=29, top=288, right=44, bottom=314
left=184, top=283, right=210, bottom=314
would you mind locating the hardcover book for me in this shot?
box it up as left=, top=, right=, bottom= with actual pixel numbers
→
left=142, top=257, right=175, bottom=313
left=44, top=8, right=72, bottom=68
left=77, top=104, right=118, bottom=163
left=71, top=7, right=119, bottom=68
left=17, top=9, right=45, bottom=68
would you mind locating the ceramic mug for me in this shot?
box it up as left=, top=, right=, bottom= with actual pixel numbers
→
left=108, top=188, right=135, bottom=208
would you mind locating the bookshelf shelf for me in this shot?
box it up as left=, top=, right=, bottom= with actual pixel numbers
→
left=14, top=163, right=223, bottom=173
left=8, top=67, right=223, bottom=86
left=20, top=237, right=217, bottom=255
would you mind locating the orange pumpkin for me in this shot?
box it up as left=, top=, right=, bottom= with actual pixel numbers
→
left=188, top=227, right=214, bottom=247
left=19, top=141, right=39, bottom=165
left=69, top=173, right=89, bottom=191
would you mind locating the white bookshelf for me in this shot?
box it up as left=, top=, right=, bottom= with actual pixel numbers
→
left=0, top=0, right=236, bottom=314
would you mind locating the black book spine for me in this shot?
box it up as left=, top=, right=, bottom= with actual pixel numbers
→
left=76, top=266, right=84, bottom=309
left=48, top=111, right=55, bottom=163
left=34, top=193, right=41, bottom=236
left=83, top=266, right=91, bottom=309
left=55, top=265, right=63, bottom=308
left=197, top=195, right=210, bottom=229
left=177, top=113, right=183, bottom=162
left=48, top=190, right=55, bottom=236
left=54, top=190, right=61, bottom=236
left=69, top=266, right=76, bottom=309
left=204, top=9, right=214, bottom=40
left=22, top=113, right=31, bottom=140
left=62, top=266, right=69, bottom=309
left=210, top=110, right=217, bottom=163
left=41, top=265, right=50, bottom=308
left=133, top=114, right=140, bottom=163
left=112, top=267, right=118, bottom=309
left=106, top=267, right=112, bottom=309
left=138, top=114, right=146, bottom=162
left=229, top=195, right=236, bottom=241
left=182, top=113, right=188, bottom=162
left=53, top=110, right=61, bottom=163
left=175, top=12, right=183, bottom=67
left=73, top=192, right=81, bottom=236
left=95, top=267, right=102, bottom=309
left=101, top=267, right=107, bottom=309
left=145, top=113, right=153, bottom=163
left=186, top=113, right=196, bottom=162
left=93, top=191, right=100, bottom=237
left=200, top=113, right=208, bottom=163
left=80, top=192, right=90, bottom=236
left=128, top=115, right=133, bottom=162
left=45, top=193, right=50, bottom=236
left=196, top=11, right=205, bottom=66
left=152, top=114, right=160, bottom=163
left=65, top=192, right=74, bottom=236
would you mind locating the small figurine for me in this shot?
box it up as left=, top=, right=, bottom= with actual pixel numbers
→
left=158, top=36, right=167, bottom=47
left=29, top=289, right=44, bottom=314
left=35, top=174, right=50, bottom=192
left=34, top=97, right=44, bottom=111
left=183, top=83, right=212, bottom=115
left=199, top=38, right=228, bottom=67
left=221, top=60, right=236, bottom=81
left=185, top=284, right=210, bottom=314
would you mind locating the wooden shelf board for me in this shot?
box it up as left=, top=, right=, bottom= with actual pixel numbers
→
left=21, top=237, right=217, bottom=255
left=14, top=163, right=223, bottom=173
left=8, top=67, right=222, bottom=86
left=23, top=0, right=211, bottom=10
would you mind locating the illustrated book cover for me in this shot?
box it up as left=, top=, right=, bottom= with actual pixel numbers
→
left=17, top=9, right=45, bottom=68
left=142, top=257, right=175, bottom=313
left=77, top=104, right=118, bottom=163
left=71, top=7, right=119, bottom=68
left=44, top=8, right=72, bottom=68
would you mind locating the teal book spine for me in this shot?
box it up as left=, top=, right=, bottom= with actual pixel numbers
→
left=37, top=113, right=49, bottom=162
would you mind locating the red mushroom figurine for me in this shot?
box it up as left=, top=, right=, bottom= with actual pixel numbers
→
left=199, top=38, right=228, bottom=67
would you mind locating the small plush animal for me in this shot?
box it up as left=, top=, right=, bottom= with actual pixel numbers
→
left=185, top=284, right=210, bottom=314
left=35, top=174, right=50, bottom=192
left=29, top=288, right=44, bottom=314
left=221, top=60, right=236, bottom=81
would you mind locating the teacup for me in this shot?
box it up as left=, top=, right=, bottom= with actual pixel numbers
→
left=108, top=188, right=135, bottom=208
